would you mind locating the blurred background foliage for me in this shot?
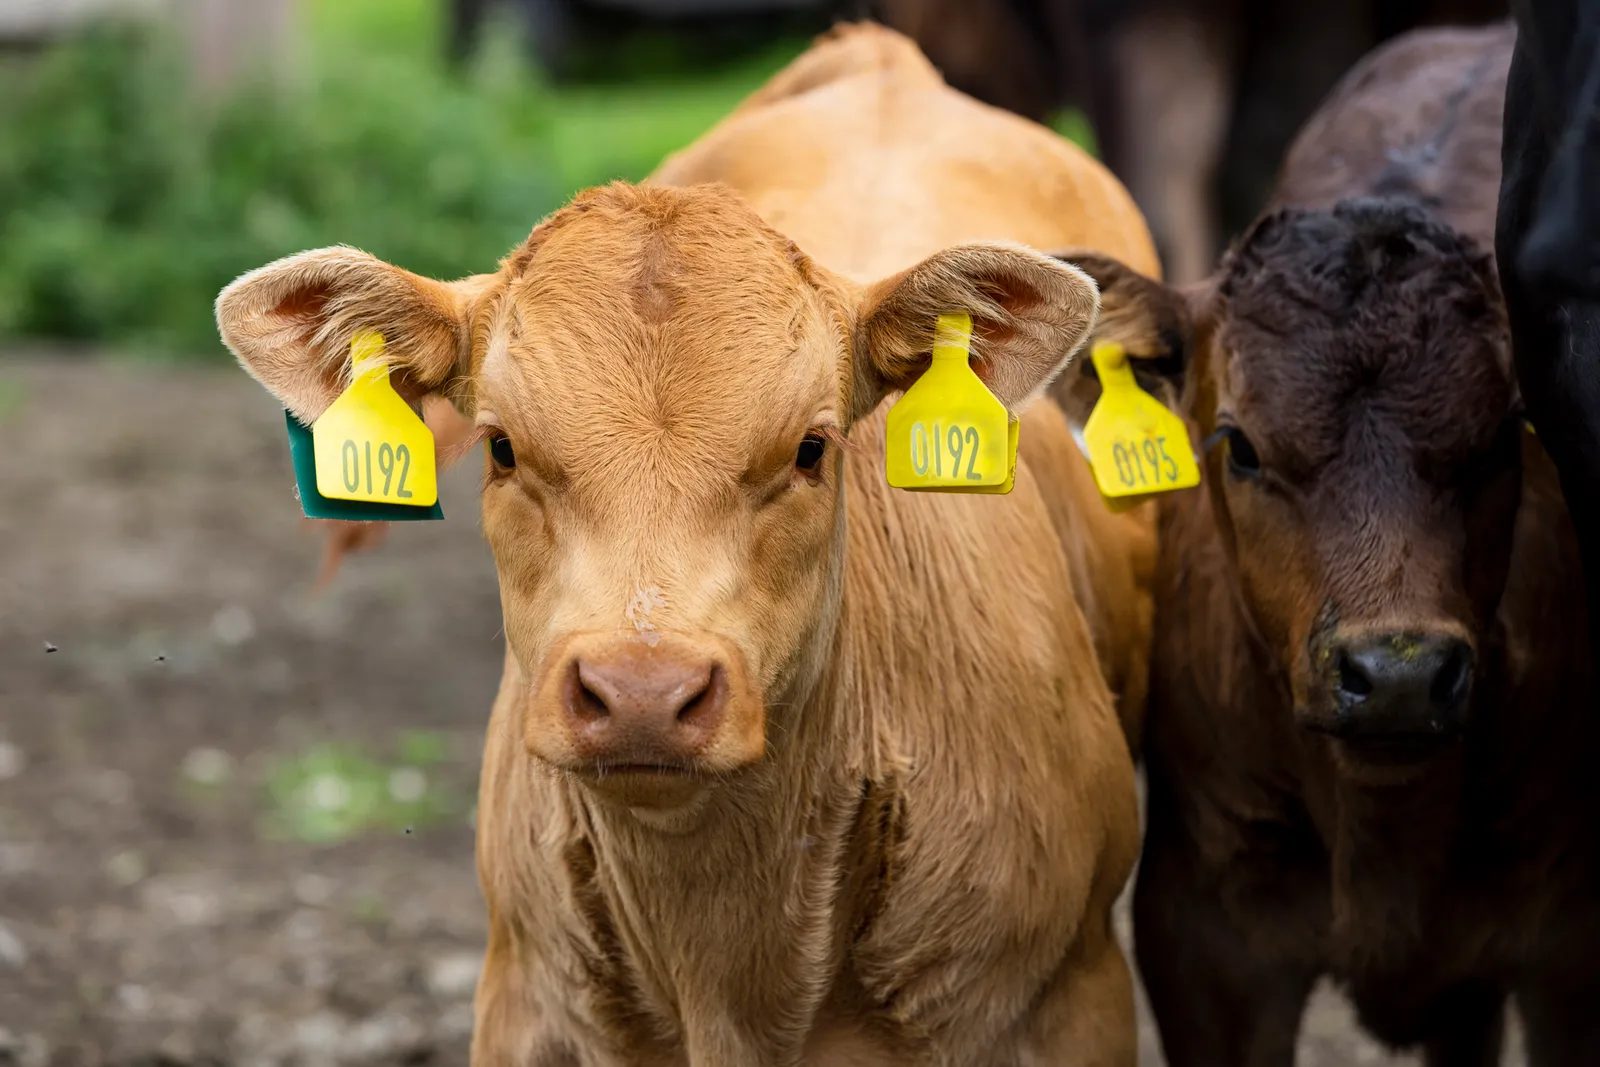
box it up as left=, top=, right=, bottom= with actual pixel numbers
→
left=0, top=0, right=808, bottom=354
left=0, top=0, right=1091, bottom=356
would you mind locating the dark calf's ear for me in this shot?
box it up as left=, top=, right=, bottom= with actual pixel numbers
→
left=853, top=242, right=1100, bottom=421
left=215, top=246, right=497, bottom=422
left=1043, top=248, right=1194, bottom=397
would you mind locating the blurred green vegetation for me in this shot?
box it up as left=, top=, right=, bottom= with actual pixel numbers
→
left=0, top=0, right=1094, bottom=357
left=0, top=374, right=22, bottom=422
left=262, top=729, right=459, bottom=845
left=0, top=0, right=806, bottom=355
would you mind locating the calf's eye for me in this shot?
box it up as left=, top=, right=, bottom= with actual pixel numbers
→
left=795, top=432, right=827, bottom=474
left=488, top=434, right=516, bottom=470
left=1225, top=427, right=1261, bottom=477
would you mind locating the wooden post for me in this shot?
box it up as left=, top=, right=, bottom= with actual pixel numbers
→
left=170, top=0, right=299, bottom=96
left=0, top=0, right=162, bottom=43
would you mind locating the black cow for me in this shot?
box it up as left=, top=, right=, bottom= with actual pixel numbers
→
left=1497, top=0, right=1600, bottom=647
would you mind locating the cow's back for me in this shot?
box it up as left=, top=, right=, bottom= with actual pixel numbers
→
left=653, top=23, right=1160, bottom=283
left=1270, top=21, right=1514, bottom=248
left=654, top=22, right=1161, bottom=745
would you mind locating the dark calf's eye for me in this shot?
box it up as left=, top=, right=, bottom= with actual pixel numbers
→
left=796, top=432, right=827, bottom=474
left=488, top=433, right=516, bottom=470
left=1225, top=427, right=1261, bottom=478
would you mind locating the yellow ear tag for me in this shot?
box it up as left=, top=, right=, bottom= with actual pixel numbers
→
left=1082, top=340, right=1199, bottom=510
left=885, top=312, right=1019, bottom=494
left=311, top=331, right=439, bottom=508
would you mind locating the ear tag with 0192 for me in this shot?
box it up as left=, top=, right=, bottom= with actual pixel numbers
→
left=283, top=330, right=444, bottom=521
left=885, top=311, right=1019, bottom=494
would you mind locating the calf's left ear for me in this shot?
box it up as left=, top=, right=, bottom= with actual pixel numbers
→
left=216, top=246, right=497, bottom=423
left=1043, top=249, right=1194, bottom=386
left=852, top=243, right=1100, bottom=420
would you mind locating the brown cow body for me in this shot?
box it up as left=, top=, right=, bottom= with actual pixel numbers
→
left=219, top=24, right=1154, bottom=1067
left=1078, top=22, right=1600, bottom=1066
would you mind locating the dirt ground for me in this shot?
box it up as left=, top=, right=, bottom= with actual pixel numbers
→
left=0, top=354, right=1525, bottom=1066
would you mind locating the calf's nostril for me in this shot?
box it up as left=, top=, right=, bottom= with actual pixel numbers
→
left=676, top=667, right=723, bottom=725
left=569, top=661, right=611, bottom=722
left=1430, top=645, right=1472, bottom=709
left=1336, top=650, right=1374, bottom=700
left=577, top=680, right=609, bottom=720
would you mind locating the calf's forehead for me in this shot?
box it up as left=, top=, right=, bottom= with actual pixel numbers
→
left=474, top=195, right=842, bottom=482
left=1221, top=317, right=1513, bottom=482
left=1219, top=250, right=1511, bottom=472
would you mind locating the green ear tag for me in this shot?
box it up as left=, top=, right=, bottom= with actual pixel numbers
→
left=282, top=331, right=444, bottom=522
left=285, top=412, right=443, bottom=521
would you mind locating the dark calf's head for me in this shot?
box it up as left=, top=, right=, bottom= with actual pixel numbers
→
left=1209, top=200, right=1520, bottom=761
left=1060, top=197, right=1523, bottom=770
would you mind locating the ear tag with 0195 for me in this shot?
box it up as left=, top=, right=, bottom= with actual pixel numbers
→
left=1082, top=339, right=1199, bottom=511
left=885, top=311, right=1019, bottom=494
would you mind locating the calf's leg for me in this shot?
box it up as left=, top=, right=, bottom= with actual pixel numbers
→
left=1014, top=913, right=1138, bottom=1067
left=1418, top=983, right=1505, bottom=1067
left=1133, top=798, right=1318, bottom=1067
left=472, top=926, right=597, bottom=1067
left=1517, top=974, right=1600, bottom=1067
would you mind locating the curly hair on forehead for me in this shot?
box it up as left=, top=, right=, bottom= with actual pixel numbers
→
left=497, top=181, right=812, bottom=287
left=1217, top=196, right=1499, bottom=314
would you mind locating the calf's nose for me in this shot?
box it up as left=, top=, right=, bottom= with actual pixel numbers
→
left=562, top=646, right=727, bottom=766
left=1329, top=631, right=1474, bottom=738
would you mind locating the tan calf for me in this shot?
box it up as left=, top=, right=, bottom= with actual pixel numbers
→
left=218, top=23, right=1151, bottom=1066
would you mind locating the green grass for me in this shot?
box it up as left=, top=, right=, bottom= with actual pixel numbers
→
left=305, top=0, right=807, bottom=190
left=261, top=730, right=458, bottom=845
left=305, top=0, right=441, bottom=55
left=1048, top=108, right=1099, bottom=160
left=0, top=375, right=22, bottom=422
left=541, top=51, right=804, bottom=192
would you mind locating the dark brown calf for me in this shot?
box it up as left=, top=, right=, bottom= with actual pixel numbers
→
left=1059, top=22, right=1599, bottom=1066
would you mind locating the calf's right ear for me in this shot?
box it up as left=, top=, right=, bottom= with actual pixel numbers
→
left=853, top=242, right=1101, bottom=421
left=215, top=247, right=494, bottom=422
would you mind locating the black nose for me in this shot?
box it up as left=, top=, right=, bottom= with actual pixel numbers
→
left=1329, top=632, right=1474, bottom=738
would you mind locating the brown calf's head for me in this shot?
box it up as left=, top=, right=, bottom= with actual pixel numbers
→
left=218, top=182, right=1098, bottom=812
left=1066, top=197, right=1522, bottom=769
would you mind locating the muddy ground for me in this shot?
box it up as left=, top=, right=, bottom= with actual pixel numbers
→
left=0, top=354, right=1524, bottom=1066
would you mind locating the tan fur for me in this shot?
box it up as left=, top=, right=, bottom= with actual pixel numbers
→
left=1015, top=399, right=1157, bottom=755
left=217, top=22, right=1149, bottom=1066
